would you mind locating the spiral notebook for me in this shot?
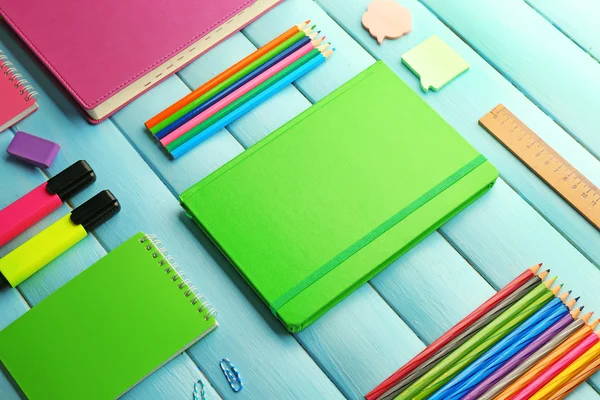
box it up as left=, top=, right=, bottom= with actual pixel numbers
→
left=0, top=233, right=217, bottom=400
left=0, top=50, right=38, bottom=131
left=0, top=0, right=280, bottom=122
left=181, top=61, right=498, bottom=332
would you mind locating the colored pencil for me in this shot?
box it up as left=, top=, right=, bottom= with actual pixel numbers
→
left=511, top=331, right=600, bottom=400
left=467, top=308, right=588, bottom=400
left=169, top=47, right=334, bottom=158
left=161, top=40, right=326, bottom=146
left=430, top=296, right=572, bottom=400
left=380, top=273, right=549, bottom=400
left=150, top=28, right=314, bottom=134
left=531, top=340, right=600, bottom=400
left=369, top=264, right=543, bottom=400
left=145, top=20, right=311, bottom=131
left=394, top=282, right=556, bottom=400
left=551, top=345, right=600, bottom=399
left=167, top=45, right=326, bottom=152
left=494, top=319, right=599, bottom=400
left=155, top=34, right=325, bottom=140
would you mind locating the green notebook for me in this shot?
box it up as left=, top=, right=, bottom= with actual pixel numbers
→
left=180, top=61, right=498, bottom=332
left=0, top=233, right=217, bottom=400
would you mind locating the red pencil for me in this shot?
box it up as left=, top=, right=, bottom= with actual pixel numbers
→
left=366, top=263, right=543, bottom=400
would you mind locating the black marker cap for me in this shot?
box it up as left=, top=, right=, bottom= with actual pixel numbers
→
left=46, top=161, right=96, bottom=201
left=70, top=190, right=121, bottom=231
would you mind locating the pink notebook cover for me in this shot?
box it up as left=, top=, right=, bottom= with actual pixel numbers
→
left=0, top=59, right=37, bottom=131
left=0, top=0, right=263, bottom=119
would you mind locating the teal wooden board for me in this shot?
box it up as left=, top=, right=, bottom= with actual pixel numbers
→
left=525, top=0, right=600, bottom=62
left=418, top=0, right=600, bottom=162
left=0, top=0, right=599, bottom=399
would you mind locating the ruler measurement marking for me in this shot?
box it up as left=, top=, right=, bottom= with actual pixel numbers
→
left=479, top=104, right=600, bottom=230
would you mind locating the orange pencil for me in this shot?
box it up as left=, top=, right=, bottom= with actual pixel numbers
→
left=494, top=319, right=599, bottom=400
left=146, top=20, right=310, bottom=129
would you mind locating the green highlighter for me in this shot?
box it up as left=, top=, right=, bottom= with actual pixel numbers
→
left=180, top=61, right=498, bottom=332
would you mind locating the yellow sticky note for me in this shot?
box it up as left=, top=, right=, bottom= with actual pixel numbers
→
left=401, top=35, right=469, bottom=92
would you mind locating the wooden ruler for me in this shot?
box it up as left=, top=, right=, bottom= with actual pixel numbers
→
left=479, top=104, right=600, bottom=230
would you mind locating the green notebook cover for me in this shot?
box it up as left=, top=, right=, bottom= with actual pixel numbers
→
left=180, top=61, right=498, bottom=332
left=0, top=233, right=217, bottom=400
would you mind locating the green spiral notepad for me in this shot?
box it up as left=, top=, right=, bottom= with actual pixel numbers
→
left=180, top=61, right=498, bottom=332
left=0, top=232, right=217, bottom=400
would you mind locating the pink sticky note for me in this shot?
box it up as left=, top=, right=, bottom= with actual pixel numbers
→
left=362, top=0, right=412, bottom=45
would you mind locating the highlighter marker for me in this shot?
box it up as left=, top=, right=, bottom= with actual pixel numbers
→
left=0, top=190, right=120, bottom=287
left=0, top=161, right=96, bottom=247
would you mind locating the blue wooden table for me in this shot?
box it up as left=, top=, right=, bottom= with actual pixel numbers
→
left=1, top=0, right=599, bottom=398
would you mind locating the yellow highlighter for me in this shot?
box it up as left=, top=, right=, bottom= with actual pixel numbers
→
left=0, top=190, right=120, bottom=287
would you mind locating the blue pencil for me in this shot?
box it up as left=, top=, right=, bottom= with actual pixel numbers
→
left=429, top=296, right=569, bottom=400
left=170, top=48, right=333, bottom=159
left=155, top=35, right=317, bottom=140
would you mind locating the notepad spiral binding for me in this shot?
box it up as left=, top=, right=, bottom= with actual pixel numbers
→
left=0, top=50, right=39, bottom=101
left=139, top=234, right=217, bottom=321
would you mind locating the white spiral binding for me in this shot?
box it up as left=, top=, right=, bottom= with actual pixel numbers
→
left=0, top=49, right=39, bottom=101
left=139, top=234, right=217, bottom=321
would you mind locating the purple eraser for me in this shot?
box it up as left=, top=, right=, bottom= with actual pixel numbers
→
left=6, top=131, right=60, bottom=168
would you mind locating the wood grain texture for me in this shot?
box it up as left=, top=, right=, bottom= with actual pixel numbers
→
left=525, top=0, right=600, bottom=62
left=418, top=0, right=600, bottom=162
left=1, top=0, right=599, bottom=398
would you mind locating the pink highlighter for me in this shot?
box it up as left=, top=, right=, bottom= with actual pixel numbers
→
left=0, top=160, right=96, bottom=247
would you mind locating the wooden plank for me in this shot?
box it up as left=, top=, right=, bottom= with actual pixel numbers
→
left=124, top=354, right=222, bottom=400
left=0, top=22, right=344, bottom=400
left=525, top=0, right=600, bottom=62
left=371, top=233, right=496, bottom=343
left=416, top=0, right=600, bottom=162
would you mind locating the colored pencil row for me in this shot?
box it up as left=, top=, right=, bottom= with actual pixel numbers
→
left=145, top=21, right=334, bottom=159
left=366, top=264, right=600, bottom=400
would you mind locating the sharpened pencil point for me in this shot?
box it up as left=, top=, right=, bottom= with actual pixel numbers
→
left=531, top=263, right=542, bottom=274
left=581, top=312, right=593, bottom=323
left=544, top=276, right=558, bottom=288
left=575, top=296, right=581, bottom=301
left=591, top=319, right=600, bottom=330
left=305, top=20, right=310, bottom=24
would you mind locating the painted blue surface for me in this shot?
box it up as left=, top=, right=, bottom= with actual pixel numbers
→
left=0, top=0, right=598, bottom=398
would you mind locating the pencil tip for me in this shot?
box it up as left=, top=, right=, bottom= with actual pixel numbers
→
left=576, top=296, right=580, bottom=301
left=305, top=20, right=310, bottom=24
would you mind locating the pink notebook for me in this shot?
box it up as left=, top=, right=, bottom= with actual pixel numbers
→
left=0, top=0, right=281, bottom=122
left=0, top=53, right=38, bottom=132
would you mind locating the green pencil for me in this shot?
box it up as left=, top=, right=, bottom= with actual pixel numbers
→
left=166, top=47, right=323, bottom=152
left=395, top=282, right=557, bottom=400
left=151, top=29, right=315, bottom=134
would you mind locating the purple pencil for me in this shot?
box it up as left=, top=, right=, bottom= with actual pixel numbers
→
left=464, top=308, right=587, bottom=400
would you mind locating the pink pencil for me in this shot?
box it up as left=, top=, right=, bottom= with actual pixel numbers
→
left=511, top=331, right=600, bottom=400
left=161, top=41, right=322, bottom=146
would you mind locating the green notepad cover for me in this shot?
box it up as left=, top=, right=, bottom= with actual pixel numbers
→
left=0, top=233, right=217, bottom=400
left=180, top=61, right=498, bottom=332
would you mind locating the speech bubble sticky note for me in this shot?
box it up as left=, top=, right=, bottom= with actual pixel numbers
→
left=362, top=0, right=411, bottom=45
left=401, top=35, right=469, bottom=92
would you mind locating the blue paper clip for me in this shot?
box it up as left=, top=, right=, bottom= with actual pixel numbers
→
left=193, top=377, right=207, bottom=400
left=220, top=358, right=243, bottom=392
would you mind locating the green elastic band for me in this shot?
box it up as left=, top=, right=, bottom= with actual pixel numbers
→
left=270, top=154, right=488, bottom=314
